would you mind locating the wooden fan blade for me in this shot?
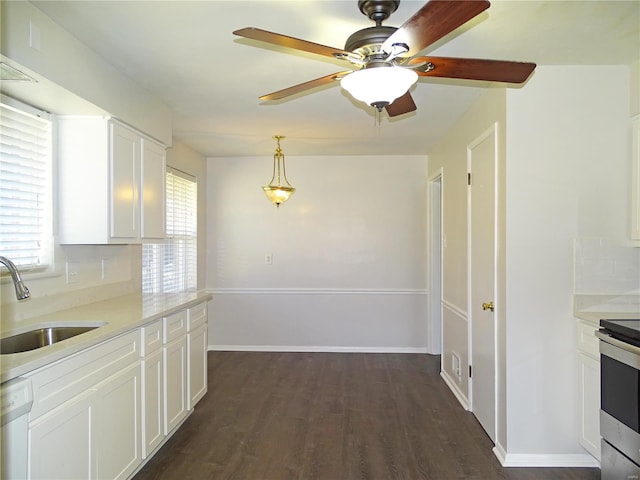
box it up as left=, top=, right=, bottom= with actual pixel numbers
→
left=382, top=0, right=490, bottom=58
left=233, top=27, right=351, bottom=59
left=259, top=71, right=351, bottom=101
left=415, top=56, right=536, bottom=83
left=385, top=91, right=417, bottom=117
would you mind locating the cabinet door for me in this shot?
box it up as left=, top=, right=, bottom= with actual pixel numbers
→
left=142, top=349, right=164, bottom=458
left=140, top=139, right=166, bottom=239
left=110, top=121, right=140, bottom=240
left=578, top=352, right=601, bottom=461
left=164, top=337, right=187, bottom=434
left=188, top=324, right=208, bottom=410
left=28, top=390, right=95, bottom=480
left=94, top=362, right=142, bottom=480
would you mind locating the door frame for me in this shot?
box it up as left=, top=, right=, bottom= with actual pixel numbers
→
left=427, top=168, right=444, bottom=356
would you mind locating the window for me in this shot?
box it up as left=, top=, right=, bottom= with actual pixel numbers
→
left=0, top=95, right=53, bottom=270
left=142, top=168, right=197, bottom=293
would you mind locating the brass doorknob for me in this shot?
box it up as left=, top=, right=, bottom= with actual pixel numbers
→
left=482, top=301, right=495, bottom=312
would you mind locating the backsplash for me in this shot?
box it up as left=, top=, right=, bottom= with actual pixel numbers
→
left=573, top=237, right=640, bottom=312
left=0, top=244, right=141, bottom=331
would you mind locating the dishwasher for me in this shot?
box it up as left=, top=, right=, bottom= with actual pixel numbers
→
left=1, top=377, right=33, bottom=479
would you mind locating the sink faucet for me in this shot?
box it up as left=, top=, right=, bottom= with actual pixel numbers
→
left=0, top=256, right=31, bottom=300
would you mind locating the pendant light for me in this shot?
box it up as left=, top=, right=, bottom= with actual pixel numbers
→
left=262, top=135, right=295, bottom=208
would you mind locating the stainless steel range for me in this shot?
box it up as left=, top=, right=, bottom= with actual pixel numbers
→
left=596, top=319, right=640, bottom=480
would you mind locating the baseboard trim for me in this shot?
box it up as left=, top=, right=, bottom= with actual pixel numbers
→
left=208, top=345, right=427, bottom=354
left=493, top=443, right=508, bottom=465
left=440, top=370, right=469, bottom=410
left=496, top=451, right=600, bottom=468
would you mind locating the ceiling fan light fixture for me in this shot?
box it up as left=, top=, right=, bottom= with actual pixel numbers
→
left=262, top=135, right=295, bottom=208
left=340, top=66, right=417, bottom=110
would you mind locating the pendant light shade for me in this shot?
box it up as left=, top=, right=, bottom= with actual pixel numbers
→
left=263, top=135, right=295, bottom=208
left=340, top=66, right=418, bottom=110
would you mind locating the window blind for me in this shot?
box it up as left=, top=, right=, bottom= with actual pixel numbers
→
left=142, top=168, right=197, bottom=293
left=0, top=97, right=52, bottom=269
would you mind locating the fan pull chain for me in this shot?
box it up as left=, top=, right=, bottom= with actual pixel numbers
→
left=373, top=107, right=382, bottom=135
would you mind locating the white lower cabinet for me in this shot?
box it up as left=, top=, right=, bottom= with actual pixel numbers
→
left=27, top=330, right=140, bottom=480
left=140, top=319, right=164, bottom=459
left=94, top=364, right=141, bottom=480
left=28, top=362, right=141, bottom=480
left=188, top=324, right=208, bottom=409
left=187, top=302, right=208, bottom=410
left=141, top=348, right=164, bottom=458
left=164, top=336, right=187, bottom=434
left=22, top=299, right=209, bottom=479
left=576, top=319, right=601, bottom=461
left=578, top=351, right=600, bottom=460
left=28, top=390, right=94, bottom=479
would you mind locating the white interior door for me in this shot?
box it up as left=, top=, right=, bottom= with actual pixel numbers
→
left=468, top=124, right=497, bottom=442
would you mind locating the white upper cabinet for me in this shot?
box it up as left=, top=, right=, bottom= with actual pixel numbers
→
left=140, top=139, right=166, bottom=239
left=58, top=117, right=166, bottom=244
left=632, top=114, right=640, bottom=240
left=110, top=122, right=139, bottom=240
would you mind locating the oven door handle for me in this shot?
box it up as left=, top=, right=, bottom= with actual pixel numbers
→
left=596, top=330, right=640, bottom=355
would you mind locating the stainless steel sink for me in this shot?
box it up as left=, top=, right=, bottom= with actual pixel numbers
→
left=0, top=325, right=102, bottom=354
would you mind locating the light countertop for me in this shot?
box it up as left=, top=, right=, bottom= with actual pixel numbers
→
left=575, top=310, right=640, bottom=326
left=1, top=291, right=212, bottom=383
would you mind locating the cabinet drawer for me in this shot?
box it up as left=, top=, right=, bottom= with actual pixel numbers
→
left=141, top=319, right=163, bottom=356
left=27, top=330, right=139, bottom=420
left=577, top=321, right=599, bottom=359
left=188, top=302, right=207, bottom=332
left=163, top=310, right=187, bottom=344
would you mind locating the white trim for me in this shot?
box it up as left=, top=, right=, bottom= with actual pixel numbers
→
left=492, top=443, right=508, bottom=465
left=0, top=93, right=51, bottom=119
left=496, top=452, right=600, bottom=468
left=427, top=168, right=444, bottom=356
left=206, top=288, right=427, bottom=296
left=207, top=345, right=427, bottom=354
left=440, top=370, right=470, bottom=410
left=442, top=299, right=468, bottom=321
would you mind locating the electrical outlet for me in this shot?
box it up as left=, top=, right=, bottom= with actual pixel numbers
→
left=101, top=259, right=108, bottom=280
left=66, top=262, right=80, bottom=284
left=265, top=253, right=273, bottom=265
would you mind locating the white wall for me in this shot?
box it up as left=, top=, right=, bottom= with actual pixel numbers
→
left=0, top=244, right=141, bottom=331
left=206, top=154, right=429, bottom=351
left=504, top=66, right=630, bottom=461
left=1, top=1, right=172, bottom=145
left=426, top=88, right=507, bottom=407
left=426, top=65, right=630, bottom=466
left=0, top=2, right=179, bottom=330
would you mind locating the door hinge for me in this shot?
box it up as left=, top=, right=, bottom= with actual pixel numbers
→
left=467, top=172, right=471, bottom=185
left=469, top=365, right=472, bottom=378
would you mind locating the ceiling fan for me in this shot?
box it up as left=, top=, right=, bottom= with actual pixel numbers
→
left=233, top=0, right=536, bottom=117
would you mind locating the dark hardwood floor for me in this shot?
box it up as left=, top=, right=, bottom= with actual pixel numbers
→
left=134, top=352, right=599, bottom=480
